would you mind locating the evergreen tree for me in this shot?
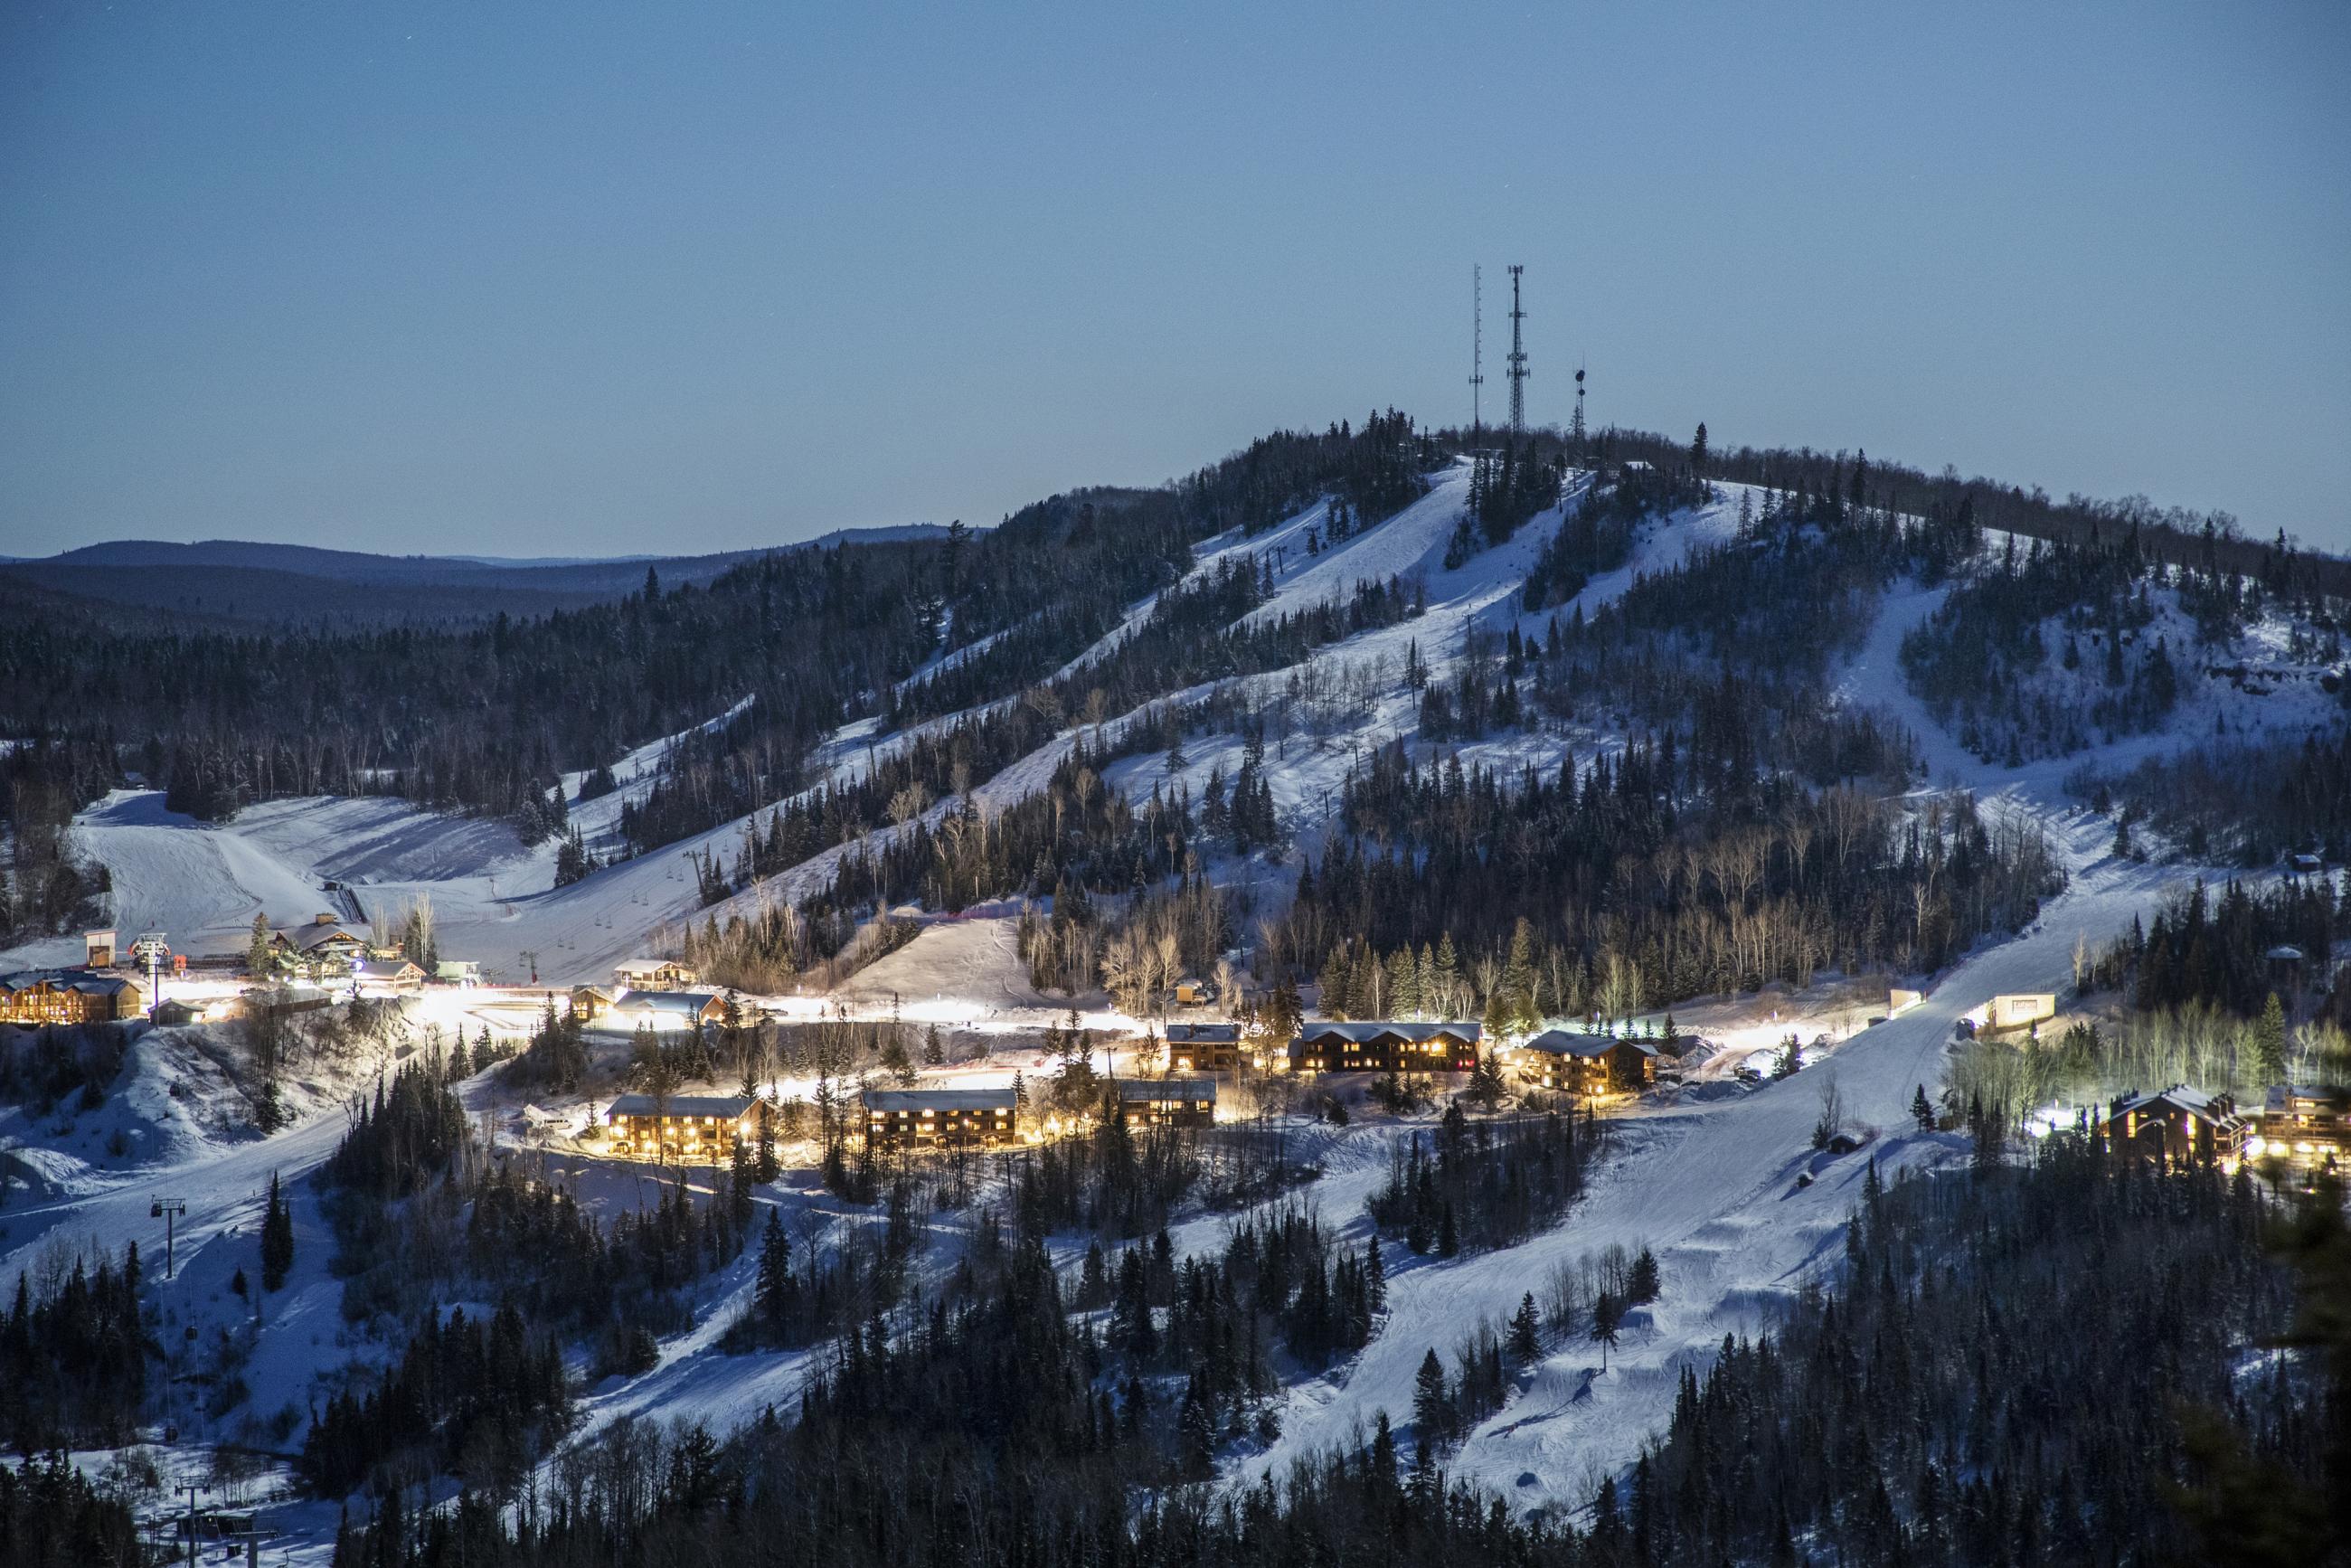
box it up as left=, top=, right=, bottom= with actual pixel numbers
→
left=1911, top=1083, right=1937, bottom=1132
left=1412, top=1347, right=1451, bottom=1449
left=1627, top=1247, right=1660, bottom=1307
left=2252, top=992, right=2288, bottom=1085
left=1507, top=1291, right=1542, bottom=1366
left=260, top=1169, right=295, bottom=1291
left=1591, top=1289, right=1623, bottom=1369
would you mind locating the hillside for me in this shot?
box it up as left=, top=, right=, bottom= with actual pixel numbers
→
left=4, top=424, right=2346, bottom=1564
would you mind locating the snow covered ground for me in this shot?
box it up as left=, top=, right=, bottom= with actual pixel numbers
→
left=5, top=462, right=2343, bottom=1557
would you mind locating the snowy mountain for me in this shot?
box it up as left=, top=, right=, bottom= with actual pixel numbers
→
left=4, top=434, right=2346, bottom=1563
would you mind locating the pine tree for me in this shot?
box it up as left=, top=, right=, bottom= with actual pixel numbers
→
left=1627, top=1247, right=1660, bottom=1307
left=754, top=1210, right=791, bottom=1328
left=1591, top=1290, right=1622, bottom=1369
left=260, top=1170, right=294, bottom=1291
left=1508, top=1291, right=1542, bottom=1366
left=2252, top=992, right=2288, bottom=1085
left=1911, top=1083, right=1937, bottom=1133
left=247, top=912, right=274, bottom=978
left=1412, top=1347, right=1451, bottom=1447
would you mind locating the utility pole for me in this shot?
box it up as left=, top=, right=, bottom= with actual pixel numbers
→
left=151, top=1195, right=188, bottom=1279
left=175, top=1478, right=205, bottom=1567
left=1506, top=265, right=1529, bottom=435
left=1468, top=264, right=1484, bottom=442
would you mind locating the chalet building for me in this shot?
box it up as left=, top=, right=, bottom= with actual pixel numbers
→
left=1515, top=1031, right=1659, bottom=1094
left=605, top=1093, right=756, bottom=1161
left=2109, top=1086, right=2249, bottom=1163
left=151, top=998, right=204, bottom=1026
left=272, top=916, right=367, bottom=969
left=1117, top=1077, right=1217, bottom=1127
left=353, top=957, right=426, bottom=987
left=864, top=1087, right=1017, bottom=1150
left=0, top=969, right=147, bottom=1025
left=2257, top=1084, right=2351, bottom=1161
left=1288, top=1021, right=1481, bottom=1073
left=1165, top=1023, right=1243, bottom=1072
left=571, top=985, right=621, bottom=1025
left=617, top=989, right=726, bottom=1029
left=615, top=958, right=700, bottom=991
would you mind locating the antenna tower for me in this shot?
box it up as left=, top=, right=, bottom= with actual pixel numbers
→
left=1506, top=265, right=1529, bottom=433
left=1468, top=265, right=1485, bottom=439
left=1572, top=359, right=1588, bottom=449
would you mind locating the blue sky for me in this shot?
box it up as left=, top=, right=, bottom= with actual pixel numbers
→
left=3, top=1, right=2346, bottom=556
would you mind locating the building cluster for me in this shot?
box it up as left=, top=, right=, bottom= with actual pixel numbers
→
left=260, top=913, right=480, bottom=988
left=571, top=959, right=725, bottom=1030
left=2105, top=1082, right=2351, bottom=1169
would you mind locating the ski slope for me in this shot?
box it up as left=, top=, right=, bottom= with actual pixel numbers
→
left=1246, top=808, right=2186, bottom=1513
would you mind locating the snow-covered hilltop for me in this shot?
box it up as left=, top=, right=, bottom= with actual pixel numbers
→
left=4, top=430, right=2345, bottom=1563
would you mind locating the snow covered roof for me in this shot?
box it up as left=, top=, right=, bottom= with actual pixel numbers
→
left=1166, top=1024, right=1242, bottom=1044
left=284, top=923, right=364, bottom=952
left=1521, top=1030, right=1657, bottom=1059
left=606, top=1094, right=753, bottom=1119
left=354, top=958, right=422, bottom=979
left=618, top=989, right=720, bottom=1015
left=2112, top=1084, right=2243, bottom=1128
left=1118, top=1077, right=1215, bottom=1101
left=864, top=1088, right=1015, bottom=1112
left=1297, top=1020, right=1480, bottom=1044
left=1, top=968, right=142, bottom=997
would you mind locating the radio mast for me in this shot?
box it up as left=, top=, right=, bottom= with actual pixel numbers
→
left=1506, top=264, right=1529, bottom=433
left=1468, top=265, right=1485, bottom=440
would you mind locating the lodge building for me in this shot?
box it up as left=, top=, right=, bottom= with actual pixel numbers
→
left=0, top=969, right=146, bottom=1025
left=1116, top=1077, right=1217, bottom=1127
left=604, top=1093, right=757, bottom=1161
left=1287, top=1021, right=1481, bottom=1073
left=1515, top=1031, right=1659, bottom=1094
left=864, top=1087, right=1017, bottom=1150
left=1165, top=1023, right=1243, bottom=1072
left=2109, top=1085, right=2249, bottom=1162
left=2257, top=1083, right=2351, bottom=1162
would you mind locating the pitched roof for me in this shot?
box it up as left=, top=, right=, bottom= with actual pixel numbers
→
left=864, top=1088, right=1016, bottom=1112
left=1297, top=1020, right=1481, bottom=1043
left=606, top=1093, right=754, bottom=1119
left=1522, top=1030, right=1659, bottom=1059
left=1166, top=1024, right=1242, bottom=1044
left=1118, top=1077, right=1216, bottom=1101
left=618, top=990, right=720, bottom=1015
left=2114, top=1084, right=2242, bottom=1125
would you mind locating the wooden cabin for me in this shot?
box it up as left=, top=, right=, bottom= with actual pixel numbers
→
left=864, top=1087, right=1017, bottom=1150
left=0, top=969, right=146, bottom=1025
left=1117, top=1077, right=1216, bottom=1127
left=1164, top=1023, right=1243, bottom=1072
left=1515, top=1031, right=1658, bottom=1094
left=2109, top=1086, right=2248, bottom=1163
left=604, top=1093, right=756, bottom=1161
left=614, top=958, right=700, bottom=991
left=1287, top=1021, right=1481, bottom=1074
left=571, top=985, right=621, bottom=1025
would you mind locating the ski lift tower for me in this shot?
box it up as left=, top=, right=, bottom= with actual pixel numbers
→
left=131, top=930, right=170, bottom=1016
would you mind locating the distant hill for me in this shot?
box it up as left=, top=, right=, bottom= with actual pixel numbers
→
left=0, top=523, right=961, bottom=626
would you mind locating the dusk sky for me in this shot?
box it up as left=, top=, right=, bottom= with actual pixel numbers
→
left=4, top=1, right=2346, bottom=559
